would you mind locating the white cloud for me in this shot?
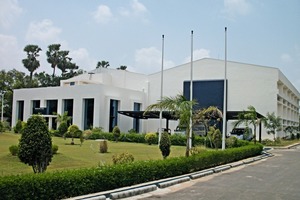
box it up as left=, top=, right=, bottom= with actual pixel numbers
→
left=92, top=5, right=114, bottom=24
left=26, top=19, right=61, bottom=43
left=184, top=49, right=210, bottom=63
left=120, top=0, right=147, bottom=17
left=0, top=34, right=23, bottom=70
left=280, top=53, right=293, bottom=63
left=0, top=0, right=22, bottom=29
left=223, top=0, right=251, bottom=18
left=134, top=47, right=174, bottom=74
left=69, top=48, right=96, bottom=70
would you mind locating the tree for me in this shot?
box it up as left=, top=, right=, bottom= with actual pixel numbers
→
left=117, top=65, right=127, bottom=70
left=22, top=45, right=42, bottom=83
left=262, top=112, right=282, bottom=140
left=112, top=126, right=121, bottom=142
left=96, top=60, right=110, bottom=68
left=18, top=115, right=53, bottom=173
left=56, top=111, right=72, bottom=124
left=233, top=105, right=259, bottom=144
left=67, top=124, right=81, bottom=145
left=145, top=94, right=196, bottom=157
left=159, top=132, right=171, bottom=159
left=46, top=44, right=61, bottom=77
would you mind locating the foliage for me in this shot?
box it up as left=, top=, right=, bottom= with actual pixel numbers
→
left=189, top=146, right=208, bottom=155
left=262, top=112, right=282, bottom=140
left=112, top=126, right=121, bottom=142
left=145, top=93, right=197, bottom=157
left=18, top=115, right=53, bottom=173
left=144, top=132, right=157, bottom=145
left=225, top=136, right=238, bottom=148
left=233, top=105, right=259, bottom=144
left=112, top=152, right=134, bottom=165
left=58, top=121, right=68, bottom=137
left=56, top=111, right=72, bottom=124
left=66, top=124, right=81, bottom=145
left=0, top=121, right=3, bottom=133
left=99, top=140, right=108, bottom=153
left=9, top=145, right=19, bottom=156
left=14, top=120, right=23, bottom=133
left=159, top=132, right=171, bottom=159
left=22, top=44, right=42, bottom=83
left=0, top=144, right=263, bottom=200
left=83, top=129, right=92, bottom=139
left=96, top=60, right=110, bottom=68
left=52, top=145, right=58, bottom=154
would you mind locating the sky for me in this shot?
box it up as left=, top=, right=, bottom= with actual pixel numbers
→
left=0, top=0, right=300, bottom=90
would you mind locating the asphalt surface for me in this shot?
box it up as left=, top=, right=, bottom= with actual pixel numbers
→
left=129, top=146, right=300, bottom=200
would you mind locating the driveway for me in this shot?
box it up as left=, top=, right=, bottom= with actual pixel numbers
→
left=131, top=146, right=300, bottom=200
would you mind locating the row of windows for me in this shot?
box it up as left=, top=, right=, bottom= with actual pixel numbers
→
left=16, top=99, right=141, bottom=132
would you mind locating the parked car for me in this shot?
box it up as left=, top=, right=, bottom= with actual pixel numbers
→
left=230, top=127, right=253, bottom=141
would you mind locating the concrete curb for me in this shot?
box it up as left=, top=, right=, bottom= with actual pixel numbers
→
left=67, top=152, right=273, bottom=200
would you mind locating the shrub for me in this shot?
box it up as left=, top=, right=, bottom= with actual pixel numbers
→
left=291, top=133, right=295, bottom=140
left=83, top=129, right=92, bottom=139
left=226, top=136, right=238, bottom=148
left=66, top=124, right=81, bottom=145
left=9, top=145, right=19, bottom=156
left=112, top=126, right=121, bottom=142
left=0, top=144, right=263, bottom=200
left=58, top=122, right=68, bottom=137
left=112, top=152, right=134, bottom=165
left=0, top=121, right=4, bottom=133
left=297, top=133, right=300, bottom=140
left=145, top=132, right=157, bottom=145
left=99, top=140, right=108, bottom=153
left=159, top=132, right=171, bottom=159
left=18, top=115, right=52, bottom=173
left=52, top=145, right=58, bottom=154
left=14, top=120, right=23, bottom=133
left=189, top=146, right=207, bottom=155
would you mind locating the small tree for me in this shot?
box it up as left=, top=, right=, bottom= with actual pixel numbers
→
left=262, top=112, right=282, bottom=141
left=159, top=132, right=171, bottom=159
left=112, top=126, right=121, bottom=142
left=18, top=115, right=53, bottom=173
left=67, top=124, right=81, bottom=145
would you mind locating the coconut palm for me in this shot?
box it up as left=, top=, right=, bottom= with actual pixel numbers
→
left=145, top=93, right=196, bottom=157
left=96, top=60, right=110, bottom=68
left=262, top=112, right=282, bottom=140
left=233, top=105, right=259, bottom=144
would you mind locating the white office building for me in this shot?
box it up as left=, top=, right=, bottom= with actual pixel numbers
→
left=12, top=58, right=300, bottom=140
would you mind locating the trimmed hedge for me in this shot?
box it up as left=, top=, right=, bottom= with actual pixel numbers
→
left=0, top=144, right=263, bottom=200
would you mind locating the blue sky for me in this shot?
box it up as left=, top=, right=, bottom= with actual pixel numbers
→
left=1, top=0, right=300, bottom=90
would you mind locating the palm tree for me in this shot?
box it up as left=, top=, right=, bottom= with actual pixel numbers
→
left=145, top=94, right=196, bottom=157
left=55, top=111, right=72, bottom=124
left=262, top=112, right=282, bottom=140
left=233, top=105, right=259, bottom=144
left=22, top=44, right=42, bottom=83
left=46, top=44, right=61, bottom=77
left=96, top=60, right=110, bottom=68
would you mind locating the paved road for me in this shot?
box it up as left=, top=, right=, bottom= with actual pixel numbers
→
left=130, top=146, right=300, bottom=200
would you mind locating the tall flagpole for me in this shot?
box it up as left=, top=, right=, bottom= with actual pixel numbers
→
left=222, top=27, right=227, bottom=150
left=189, top=30, right=194, bottom=150
left=159, top=34, right=164, bottom=145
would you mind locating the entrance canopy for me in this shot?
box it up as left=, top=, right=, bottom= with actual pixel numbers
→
left=226, top=111, right=265, bottom=120
left=118, top=111, right=177, bottom=120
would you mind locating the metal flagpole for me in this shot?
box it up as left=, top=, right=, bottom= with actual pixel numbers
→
left=189, top=30, right=194, bottom=150
left=159, top=34, right=165, bottom=145
left=1, top=92, right=4, bottom=122
left=222, top=27, right=227, bottom=150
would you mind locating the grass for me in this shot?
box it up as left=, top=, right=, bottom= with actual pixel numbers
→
left=0, top=132, right=186, bottom=176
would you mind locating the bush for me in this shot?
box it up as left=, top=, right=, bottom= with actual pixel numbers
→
left=52, top=145, right=58, bottom=154
left=145, top=132, right=157, bottom=145
left=189, top=146, right=207, bottom=155
left=83, top=129, right=92, bottom=139
left=9, top=145, right=18, bottom=156
left=18, top=115, right=52, bottom=173
left=13, top=120, right=23, bottom=133
left=291, top=133, right=295, bottom=140
left=99, top=140, right=108, bottom=153
left=159, top=132, right=171, bottom=159
left=112, top=126, right=121, bottom=142
left=58, top=122, right=68, bottom=137
left=66, top=124, right=82, bottom=145
left=297, top=133, right=300, bottom=140
left=226, top=136, right=238, bottom=148
left=0, top=144, right=263, bottom=200
left=112, top=152, right=134, bottom=165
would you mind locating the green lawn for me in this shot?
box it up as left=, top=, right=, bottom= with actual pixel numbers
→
left=0, top=132, right=186, bottom=176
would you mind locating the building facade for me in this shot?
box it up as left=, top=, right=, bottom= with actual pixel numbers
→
left=12, top=58, right=300, bottom=139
